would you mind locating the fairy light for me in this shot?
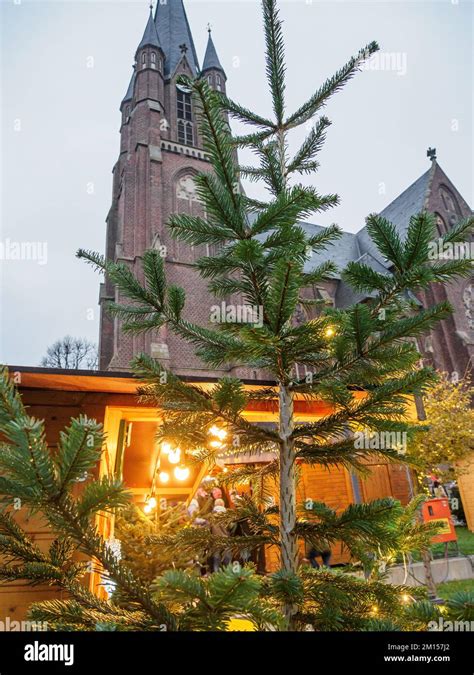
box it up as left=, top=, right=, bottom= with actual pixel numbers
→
left=168, top=448, right=181, bottom=464
left=209, top=425, right=227, bottom=441
left=159, top=471, right=170, bottom=483
left=161, top=442, right=171, bottom=455
left=148, top=496, right=157, bottom=509
left=325, top=326, right=335, bottom=338
left=175, top=465, right=190, bottom=481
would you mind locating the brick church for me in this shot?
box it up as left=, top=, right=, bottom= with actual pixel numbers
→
left=3, top=2, right=474, bottom=618
left=99, top=0, right=473, bottom=385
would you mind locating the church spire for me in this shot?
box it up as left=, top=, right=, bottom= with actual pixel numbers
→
left=154, top=0, right=200, bottom=78
left=137, top=6, right=162, bottom=53
left=201, top=28, right=225, bottom=77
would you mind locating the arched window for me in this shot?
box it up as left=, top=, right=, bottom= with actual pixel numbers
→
left=216, top=74, right=222, bottom=92
left=435, top=213, right=446, bottom=235
left=439, top=185, right=460, bottom=216
left=207, top=75, right=213, bottom=86
left=176, top=85, right=193, bottom=146
left=142, top=52, right=147, bottom=68
left=151, top=52, right=156, bottom=68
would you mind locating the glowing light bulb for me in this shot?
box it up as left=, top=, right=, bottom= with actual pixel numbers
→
left=159, top=471, right=170, bottom=484
left=325, top=326, right=335, bottom=338
left=162, top=442, right=171, bottom=455
left=210, top=440, right=223, bottom=449
left=401, top=594, right=410, bottom=604
left=175, top=466, right=190, bottom=481
left=147, top=496, right=157, bottom=508
left=144, top=504, right=152, bottom=514
left=168, top=448, right=181, bottom=464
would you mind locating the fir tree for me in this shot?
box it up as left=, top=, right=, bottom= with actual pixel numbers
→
left=78, top=0, right=473, bottom=627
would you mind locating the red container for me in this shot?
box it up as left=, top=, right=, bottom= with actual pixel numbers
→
left=421, top=498, right=457, bottom=543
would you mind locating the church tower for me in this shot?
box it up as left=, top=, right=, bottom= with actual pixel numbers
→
left=100, top=2, right=232, bottom=376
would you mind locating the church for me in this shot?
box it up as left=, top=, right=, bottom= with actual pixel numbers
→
left=2, top=0, right=473, bottom=619
left=98, top=2, right=473, bottom=385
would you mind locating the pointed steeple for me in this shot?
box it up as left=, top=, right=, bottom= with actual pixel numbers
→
left=122, top=70, right=136, bottom=104
left=137, top=7, right=162, bottom=53
left=202, top=30, right=225, bottom=77
left=154, top=0, right=200, bottom=78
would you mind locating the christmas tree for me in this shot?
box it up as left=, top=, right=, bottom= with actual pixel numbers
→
left=76, top=0, right=473, bottom=629
left=1, top=0, right=473, bottom=632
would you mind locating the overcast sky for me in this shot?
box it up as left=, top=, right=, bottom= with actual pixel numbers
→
left=0, top=0, right=472, bottom=367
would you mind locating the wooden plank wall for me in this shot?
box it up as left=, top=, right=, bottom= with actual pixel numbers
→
left=0, top=389, right=107, bottom=623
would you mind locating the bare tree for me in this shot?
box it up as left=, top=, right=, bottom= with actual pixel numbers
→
left=40, top=336, right=98, bottom=370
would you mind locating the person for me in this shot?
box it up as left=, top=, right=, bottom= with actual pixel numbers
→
left=307, top=546, right=332, bottom=569
left=210, top=498, right=232, bottom=572
left=432, top=480, right=448, bottom=498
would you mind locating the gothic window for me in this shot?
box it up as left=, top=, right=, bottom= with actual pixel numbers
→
left=207, top=75, right=213, bottom=86
left=216, top=74, right=222, bottom=91
left=177, top=86, right=193, bottom=146
left=177, top=120, right=193, bottom=146
left=439, top=185, right=460, bottom=217
left=141, top=52, right=147, bottom=68
left=175, top=174, right=203, bottom=261
left=435, top=212, right=446, bottom=235
left=151, top=52, right=156, bottom=68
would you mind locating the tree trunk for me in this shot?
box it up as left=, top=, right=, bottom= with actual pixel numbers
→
left=278, top=383, right=298, bottom=628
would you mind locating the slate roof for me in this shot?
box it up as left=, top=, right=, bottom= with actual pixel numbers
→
left=301, top=222, right=360, bottom=275
left=155, top=0, right=200, bottom=78
left=137, top=9, right=162, bottom=52
left=356, top=165, right=434, bottom=266
left=122, top=71, right=136, bottom=103
left=201, top=33, right=225, bottom=76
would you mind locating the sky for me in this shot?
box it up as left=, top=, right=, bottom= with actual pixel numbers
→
left=0, top=0, right=472, bottom=367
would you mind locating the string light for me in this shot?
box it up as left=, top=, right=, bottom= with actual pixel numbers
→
left=175, top=465, right=190, bottom=481
left=209, top=425, right=227, bottom=441
left=325, top=326, right=335, bottom=338
left=159, top=471, right=169, bottom=484
left=161, top=442, right=171, bottom=455
left=148, top=496, right=157, bottom=508
left=168, top=448, right=181, bottom=464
